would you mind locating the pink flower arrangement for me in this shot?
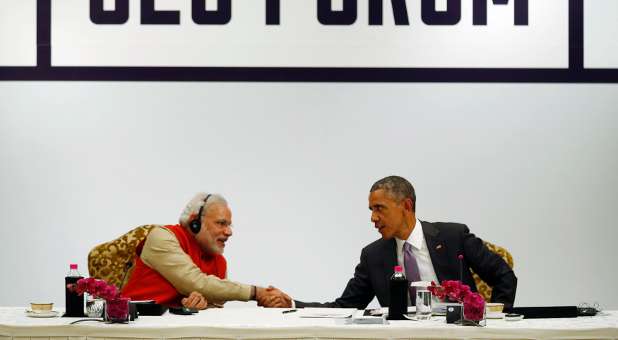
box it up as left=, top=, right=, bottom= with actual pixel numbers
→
left=68, top=278, right=129, bottom=322
left=428, top=280, right=485, bottom=321
left=73, top=278, right=119, bottom=300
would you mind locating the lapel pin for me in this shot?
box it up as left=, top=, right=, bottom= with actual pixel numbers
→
left=436, top=244, right=443, bottom=250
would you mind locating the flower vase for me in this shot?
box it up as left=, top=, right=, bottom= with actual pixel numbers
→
left=105, top=297, right=130, bottom=323
left=460, top=300, right=486, bottom=327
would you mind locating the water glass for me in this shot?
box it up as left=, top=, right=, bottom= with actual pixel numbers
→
left=412, top=281, right=432, bottom=320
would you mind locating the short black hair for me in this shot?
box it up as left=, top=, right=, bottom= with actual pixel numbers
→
left=370, top=175, right=416, bottom=211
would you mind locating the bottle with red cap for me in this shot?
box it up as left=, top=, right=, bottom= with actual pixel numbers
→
left=64, top=264, right=85, bottom=317
left=388, top=265, right=408, bottom=320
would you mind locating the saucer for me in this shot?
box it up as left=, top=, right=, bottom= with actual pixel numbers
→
left=486, top=312, right=505, bottom=319
left=25, top=310, right=60, bottom=318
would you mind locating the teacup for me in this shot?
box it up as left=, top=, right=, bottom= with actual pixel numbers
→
left=30, top=303, right=54, bottom=313
left=486, top=302, right=504, bottom=313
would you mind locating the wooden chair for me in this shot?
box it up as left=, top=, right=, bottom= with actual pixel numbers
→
left=87, top=224, right=161, bottom=289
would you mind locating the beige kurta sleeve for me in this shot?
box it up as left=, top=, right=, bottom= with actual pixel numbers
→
left=140, top=227, right=252, bottom=302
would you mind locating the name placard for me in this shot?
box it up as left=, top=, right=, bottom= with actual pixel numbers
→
left=51, top=0, right=561, bottom=68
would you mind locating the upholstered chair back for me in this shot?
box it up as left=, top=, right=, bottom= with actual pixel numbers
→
left=88, top=224, right=160, bottom=289
left=471, top=241, right=514, bottom=302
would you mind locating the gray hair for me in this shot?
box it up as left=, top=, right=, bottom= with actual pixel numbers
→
left=179, top=192, right=228, bottom=228
left=370, top=176, right=416, bottom=211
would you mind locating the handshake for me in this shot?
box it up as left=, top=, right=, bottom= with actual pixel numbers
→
left=255, top=286, right=293, bottom=308
left=181, top=286, right=292, bottom=310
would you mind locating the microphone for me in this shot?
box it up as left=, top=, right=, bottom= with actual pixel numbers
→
left=458, top=254, right=464, bottom=282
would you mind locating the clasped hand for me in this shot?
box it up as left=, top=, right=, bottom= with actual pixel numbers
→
left=256, top=286, right=292, bottom=308
left=181, top=291, right=209, bottom=310
left=181, top=287, right=291, bottom=309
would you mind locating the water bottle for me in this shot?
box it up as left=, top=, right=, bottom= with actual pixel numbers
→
left=387, top=265, right=407, bottom=320
left=64, top=264, right=85, bottom=317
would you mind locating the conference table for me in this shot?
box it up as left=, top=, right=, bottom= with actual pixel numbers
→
left=1, top=307, right=617, bottom=340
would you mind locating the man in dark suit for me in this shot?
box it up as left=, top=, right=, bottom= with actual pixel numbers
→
left=294, top=175, right=517, bottom=309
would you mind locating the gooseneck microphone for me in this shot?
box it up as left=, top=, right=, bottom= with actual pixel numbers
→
left=458, top=254, right=464, bottom=282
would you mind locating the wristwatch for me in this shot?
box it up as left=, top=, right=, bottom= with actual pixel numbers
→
left=250, top=285, right=257, bottom=300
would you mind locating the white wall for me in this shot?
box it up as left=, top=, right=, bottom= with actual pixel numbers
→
left=1, top=83, right=617, bottom=309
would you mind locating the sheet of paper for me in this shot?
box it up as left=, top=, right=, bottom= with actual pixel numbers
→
left=297, top=308, right=356, bottom=318
left=368, top=306, right=416, bottom=316
left=347, top=309, right=387, bottom=324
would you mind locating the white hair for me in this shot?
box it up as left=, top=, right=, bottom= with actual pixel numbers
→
left=179, top=192, right=228, bottom=228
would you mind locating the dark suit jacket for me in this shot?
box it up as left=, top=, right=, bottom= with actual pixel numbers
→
left=296, top=221, right=517, bottom=309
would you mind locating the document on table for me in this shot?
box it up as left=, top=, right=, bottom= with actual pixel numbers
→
left=367, top=306, right=416, bottom=316
left=297, top=308, right=356, bottom=318
left=367, top=304, right=447, bottom=316
left=348, top=309, right=387, bottom=324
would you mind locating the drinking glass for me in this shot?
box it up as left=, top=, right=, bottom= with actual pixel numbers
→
left=412, top=281, right=432, bottom=320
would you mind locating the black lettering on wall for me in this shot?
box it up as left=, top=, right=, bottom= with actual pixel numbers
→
left=141, top=0, right=180, bottom=25
left=421, top=0, right=461, bottom=25
left=90, top=0, right=129, bottom=24
left=369, top=0, right=410, bottom=25
left=193, top=0, right=232, bottom=25
left=473, top=0, right=529, bottom=25
left=266, top=0, right=280, bottom=25
left=514, top=0, right=528, bottom=25
left=318, top=0, right=357, bottom=25
left=473, top=0, right=489, bottom=25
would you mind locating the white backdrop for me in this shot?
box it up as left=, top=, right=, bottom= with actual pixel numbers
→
left=1, top=82, right=617, bottom=309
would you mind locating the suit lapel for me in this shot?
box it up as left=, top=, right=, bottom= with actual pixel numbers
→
left=422, top=221, right=450, bottom=283
left=382, top=238, right=397, bottom=286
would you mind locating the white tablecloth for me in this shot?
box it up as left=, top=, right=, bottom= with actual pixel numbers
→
left=1, top=307, right=617, bottom=340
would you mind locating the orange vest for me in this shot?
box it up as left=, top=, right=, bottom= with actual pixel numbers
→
left=121, top=224, right=227, bottom=306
